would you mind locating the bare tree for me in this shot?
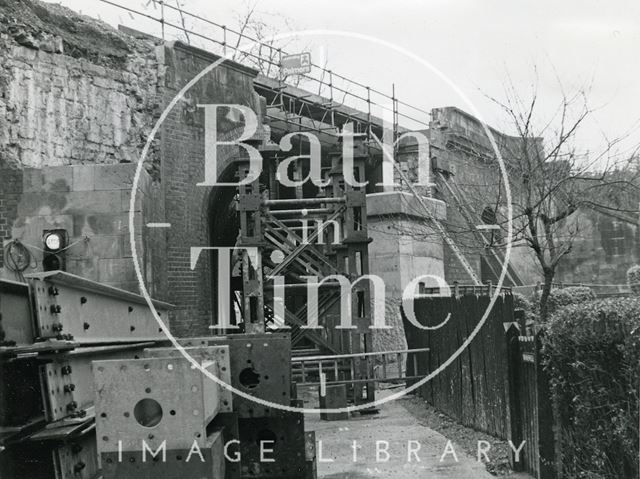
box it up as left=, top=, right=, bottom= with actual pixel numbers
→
left=230, top=1, right=307, bottom=84
left=483, top=74, right=640, bottom=319
left=377, top=73, right=640, bottom=319
left=173, top=0, right=191, bottom=45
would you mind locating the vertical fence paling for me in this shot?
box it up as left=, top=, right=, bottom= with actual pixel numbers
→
left=507, top=331, right=556, bottom=479
left=505, top=324, right=523, bottom=470
left=515, top=335, right=539, bottom=476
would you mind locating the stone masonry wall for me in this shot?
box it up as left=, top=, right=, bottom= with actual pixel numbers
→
left=5, top=164, right=165, bottom=297
left=0, top=0, right=162, bottom=172
left=0, top=0, right=163, bottom=267
left=0, top=44, right=160, bottom=170
left=555, top=209, right=640, bottom=288
left=0, top=1, right=167, bottom=295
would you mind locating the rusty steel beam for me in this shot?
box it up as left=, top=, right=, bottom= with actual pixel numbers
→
left=26, top=271, right=173, bottom=344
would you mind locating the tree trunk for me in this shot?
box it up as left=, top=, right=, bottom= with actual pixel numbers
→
left=539, top=269, right=555, bottom=321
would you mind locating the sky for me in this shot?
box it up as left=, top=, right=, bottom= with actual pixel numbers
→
left=44, top=0, right=640, bottom=163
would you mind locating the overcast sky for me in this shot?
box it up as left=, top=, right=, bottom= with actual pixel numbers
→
left=45, top=0, right=640, bottom=163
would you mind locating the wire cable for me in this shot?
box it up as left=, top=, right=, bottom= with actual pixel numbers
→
left=3, top=240, right=34, bottom=282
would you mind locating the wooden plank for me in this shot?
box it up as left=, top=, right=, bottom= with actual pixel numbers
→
left=421, top=299, right=432, bottom=403
left=464, top=295, right=479, bottom=428
left=438, top=298, right=450, bottom=416
left=448, top=297, right=458, bottom=419
left=480, top=294, right=494, bottom=435
left=496, top=296, right=508, bottom=436
left=488, top=295, right=505, bottom=437
left=451, top=296, right=463, bottom=422
left=459, top=294, right=474, bottom=427
left=505, top=323, right=523, bottom=470
left=519, top=336, right=538, bottom=477
left=434, top=298, right=446, bottom=414
left=469, top=294, right=487, bottom=432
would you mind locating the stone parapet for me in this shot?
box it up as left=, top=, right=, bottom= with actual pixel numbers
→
left=366, top=191, right=446, bottom=221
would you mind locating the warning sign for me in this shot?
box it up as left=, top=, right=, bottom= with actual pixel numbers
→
left=280, top=52, right=312, bottom=76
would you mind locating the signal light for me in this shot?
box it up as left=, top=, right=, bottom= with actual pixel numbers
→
left=42, top=229, right=68, bottom=272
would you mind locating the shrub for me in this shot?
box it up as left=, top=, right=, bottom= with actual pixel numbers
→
left=543, top=298, right=640, bottom=478
left=513, top=292, right=533, bottom=314
left=627, top=265, right=640, bottom=294
left=545, top=286, right=596, bottom=315
left=513, top=292, right=537, bottom=330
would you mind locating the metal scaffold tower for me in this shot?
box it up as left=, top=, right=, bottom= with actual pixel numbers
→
left=233, top=132, right=376, bottom=404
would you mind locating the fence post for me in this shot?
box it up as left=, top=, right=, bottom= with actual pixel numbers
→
left=505, top=323, right=524, bottom=471
left=535, top=330, right=556, bottom=479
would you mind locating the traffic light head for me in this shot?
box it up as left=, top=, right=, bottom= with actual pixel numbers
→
left=42, top=229, right=68, bottom=271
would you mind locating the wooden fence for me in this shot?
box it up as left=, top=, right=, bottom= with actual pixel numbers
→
left=403, top=294, right=514, bottom=438
left=506, top=331, right=556, bottom=478
left=403, top=293, right=557, bottom=479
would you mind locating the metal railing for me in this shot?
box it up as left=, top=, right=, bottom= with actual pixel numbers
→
left=419, top=281, right=513, bottom=297
left=291, top=347, right=430, bottom=387
left=97, top=0, right=431, bottom=132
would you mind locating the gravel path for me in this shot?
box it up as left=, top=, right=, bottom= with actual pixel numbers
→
left=305, top=390, right=496, bottom=479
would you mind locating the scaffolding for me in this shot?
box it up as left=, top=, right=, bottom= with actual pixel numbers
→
left=98, top=0, right=431, bottom=142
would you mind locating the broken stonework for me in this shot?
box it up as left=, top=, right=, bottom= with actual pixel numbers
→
left=0, top=0, right=163, bottom=176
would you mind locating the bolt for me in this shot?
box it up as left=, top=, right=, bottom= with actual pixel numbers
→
left=50, top=305, right=61, bottom=314
left=52, top=323, right=63, bottom=332
left=61, top=365, right=72, bottom=376
left=64, top=384, right=76, bottom=393
left=70, top=409, right=87, bottom=419
left=66, top=401, right=78, bottom=412
left=83, top=322, right=90, bottom=330
left=48, top=286, right=59, bottom=296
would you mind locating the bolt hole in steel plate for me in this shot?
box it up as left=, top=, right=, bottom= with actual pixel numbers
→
left=133, top=398, right=163, bottom=428
left=239, top=368, right=260, bottom=389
